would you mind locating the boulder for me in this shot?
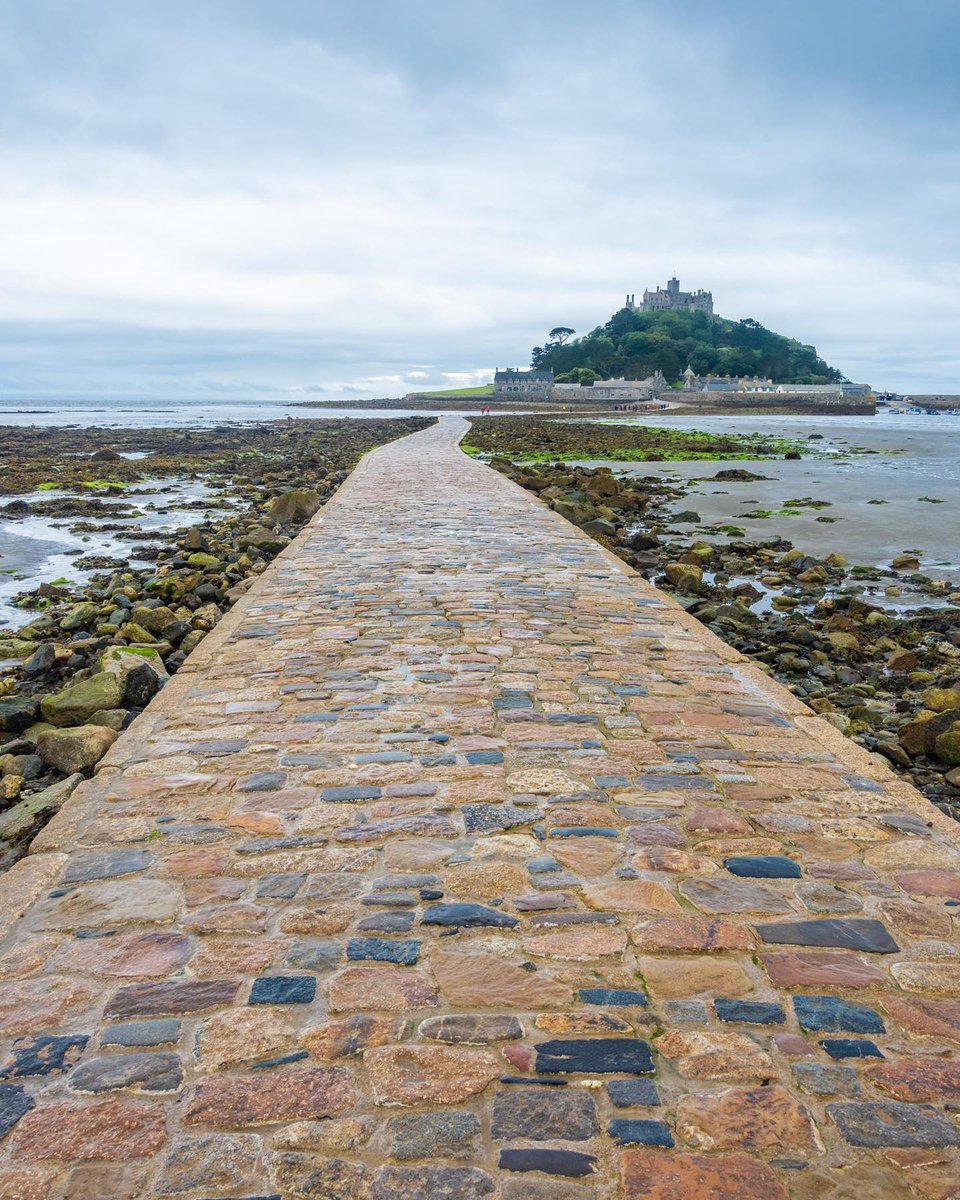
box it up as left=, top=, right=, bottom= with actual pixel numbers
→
left=268, top=489, right=321, bottom=525
left=187, top=552, right=221, bottom=570
left=40, top=672, right=124, bottom=727
left=934, top=720, right=960, bottom=767
left=0, top=638, right=38, bottom=661
left=22, top=643, right=56, bottom=676
left=36, top=726, right=118, bottom=774
left=886, top=647, right=918, bottom=672
left=101, top=647, right=168, bottom=708
left=61, top=603, right=100, bottom=632
left=91, top=448, right=122, bottom=461
left=664, top=562, right=702, bottom=593
left=0, top=697, right=40, bottom=734
left=0, top=773, right=82, bottom=841
left=129, top=605, right=177, bottom=634
left=899, top=709, right=960, bottom=757
left=239, top=527, right=290, bottom=555
left=923, top=685, right=960, bottom=712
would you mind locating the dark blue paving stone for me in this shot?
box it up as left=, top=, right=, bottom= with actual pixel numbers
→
left=189, top=738, right=249, bottom=755
left=347, top=937, right=421, bottom=965
left=0, top=1033, right=89, bottom=1078
left=421, top=903, right=517, bottom=929
left=293, top=712, right=338, bottom=723
left=791, top=1063, right=861, bottom=1097
left=828, top=1101, right=960, bottom=1148
left=594, top=775, right=631, bottom=788
left=579, top=988, right=648, bottom=1008
left=500, top=1076, right=567, bottom=1086
left=819, top=1038, right=885, bottom=1060
left=284, top=940, right=341, bottom=971
left=0, top=1084, right=33, bottom=1137
left=420, top=888, right=443, bottom=900
left=358, top=911, right=415, bottom=933
left=428, top=732, right=450, bottom=743
left=493, top=696, right=532, bottom=710
left=498, top=1149, right=597, bottom=1178
left=527, top=857, right=561, bottom=874
left=613, top=685, right=648, bottom=695
left=714, top=999, right=786, bottom=1025
left=465, top=750, right=504, bottom=764
left=607, top=1118, right=674, bottom=1147
left=256, top=873, right=307, bottom=899
left=582, top=740, right=603, bottom=748
left=607, top=1079, right=660, bottom=1108
left=725, top=855, right=801, bottom=879
left=463, top=803, right=537, bottom=834
left=101, top=1020, right=180, bottom=1048
left=535, top=1039, right=654, bottom=1075
left=356, top=751, right=413, bottom=763
left=755, top=918, right=899, bottom=953
left=550, top=826, right=618, bottom=838
left=547, top=713, right=599, bottom=724
left=636, top=774, right=705, bottom=790
left=62, top=848, right=153, bottom=883
left=248, top=976, right=317, bottom=1005
left=251, top=1050, right=310, bottom=1070
left=236, top=771, right=287, bottom=792
left=69, top=1051, right=183, bottom=1093
left=793, top=995, right=885, bottom=1034
left=320, top=785, right=382, bottom=802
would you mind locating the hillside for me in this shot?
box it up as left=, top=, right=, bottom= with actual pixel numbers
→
left=532, top=307, right=845, bottom=385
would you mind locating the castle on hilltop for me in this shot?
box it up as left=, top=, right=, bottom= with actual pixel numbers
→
left=625, top=277, right=713, bottom=316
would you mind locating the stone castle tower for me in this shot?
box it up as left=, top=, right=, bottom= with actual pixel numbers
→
left=626, top=277, right=713, bottom=316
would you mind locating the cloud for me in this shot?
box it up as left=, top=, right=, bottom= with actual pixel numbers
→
left=0, top=0, right=958, bottom=398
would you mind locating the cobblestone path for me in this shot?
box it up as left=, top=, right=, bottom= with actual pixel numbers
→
left=0, top=417, right=959, bottom=1199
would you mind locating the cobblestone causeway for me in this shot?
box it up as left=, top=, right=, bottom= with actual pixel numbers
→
left=0, top=417, right=958, bottom=1199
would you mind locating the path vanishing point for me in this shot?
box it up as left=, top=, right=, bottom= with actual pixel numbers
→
left=0, top=417, right=958, bottom=1199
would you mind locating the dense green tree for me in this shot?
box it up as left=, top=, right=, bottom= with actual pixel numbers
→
left=533, top=308, right=844, bottom=385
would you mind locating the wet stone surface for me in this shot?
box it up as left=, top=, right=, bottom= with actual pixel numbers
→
left=0, top=417, right=957, bottom=1195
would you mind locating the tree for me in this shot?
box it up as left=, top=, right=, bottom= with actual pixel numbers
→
left=532, top=307, right=843, bottom=385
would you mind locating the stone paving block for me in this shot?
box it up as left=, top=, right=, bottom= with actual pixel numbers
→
left=0, top=418, right=956, bottom=1195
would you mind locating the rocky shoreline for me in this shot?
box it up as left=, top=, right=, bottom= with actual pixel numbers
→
left=469, top=420, right=960, bottom=820
left=0, top=417, right=432, bottom=867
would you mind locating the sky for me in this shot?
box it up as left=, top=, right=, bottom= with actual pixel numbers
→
left=1, top=0, right=958, bottom=400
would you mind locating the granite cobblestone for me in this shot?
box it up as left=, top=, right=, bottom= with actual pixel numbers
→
left=0, top=417, right=957, bottom=1195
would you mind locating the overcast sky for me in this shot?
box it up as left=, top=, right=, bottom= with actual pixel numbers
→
left=1, top=0, right=958, bottom=400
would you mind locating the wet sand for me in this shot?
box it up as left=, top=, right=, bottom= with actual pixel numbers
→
left=576, top=411, right=960, bottom=586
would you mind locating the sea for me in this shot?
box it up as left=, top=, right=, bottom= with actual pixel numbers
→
left=2, top=398, right=959, bottom=630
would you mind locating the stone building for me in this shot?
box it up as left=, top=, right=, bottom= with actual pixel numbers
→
left=626, top=277, right=714, bottom=315
left=493, top=368, right=554, bottom=397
